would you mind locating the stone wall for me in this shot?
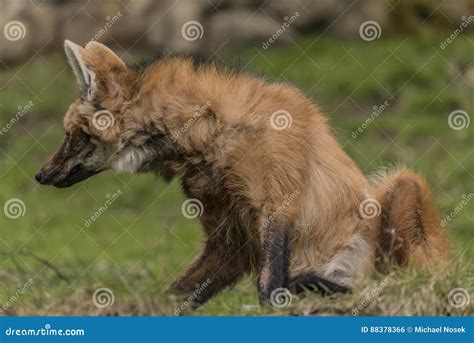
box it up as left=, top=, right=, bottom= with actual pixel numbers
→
left=1, top=0, right=473, bottom=62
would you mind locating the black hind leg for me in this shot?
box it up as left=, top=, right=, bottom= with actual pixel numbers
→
left=288, top=272, right=351, bottom=296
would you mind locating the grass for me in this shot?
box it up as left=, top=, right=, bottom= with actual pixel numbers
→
left=0, top=32, right=472, bottom=316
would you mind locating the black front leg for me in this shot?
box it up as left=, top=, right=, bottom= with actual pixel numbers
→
left=257, top=222, right=291, bottom=305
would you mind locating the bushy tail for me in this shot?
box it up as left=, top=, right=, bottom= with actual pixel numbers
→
left=370, top=169, right=450, bottom=272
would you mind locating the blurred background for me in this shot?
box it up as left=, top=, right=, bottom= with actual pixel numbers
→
left=0, top=0, right=472, bottom=315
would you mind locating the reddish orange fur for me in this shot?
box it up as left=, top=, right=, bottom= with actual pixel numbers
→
left=37, top=41, right=450, bottom=305
left=371, top=170, right=450, bottom=271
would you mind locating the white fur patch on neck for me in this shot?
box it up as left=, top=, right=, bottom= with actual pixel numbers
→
left=111, top=147, right=148, bottom=173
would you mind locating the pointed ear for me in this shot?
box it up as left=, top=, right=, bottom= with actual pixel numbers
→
left=64, top=40, right=91, bottom=94
left=64, top=40, right=127, bottom=101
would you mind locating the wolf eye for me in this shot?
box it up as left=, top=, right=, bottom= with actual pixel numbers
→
left=86, top=150, right=94, bottom=158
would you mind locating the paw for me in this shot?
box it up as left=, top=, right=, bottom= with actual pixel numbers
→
left=288, top=272, right=351, bottom=295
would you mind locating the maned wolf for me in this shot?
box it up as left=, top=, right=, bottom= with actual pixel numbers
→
left=36, top=40, right=449, bottom=306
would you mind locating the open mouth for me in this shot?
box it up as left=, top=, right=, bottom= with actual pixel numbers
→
left=53, top=165, right=102, bottom=188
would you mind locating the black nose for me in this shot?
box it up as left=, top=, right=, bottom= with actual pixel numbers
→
left=35, top=170, right=44, bottom=183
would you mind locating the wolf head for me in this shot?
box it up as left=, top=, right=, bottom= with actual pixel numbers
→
left=36, top=40, right=155, bottom=188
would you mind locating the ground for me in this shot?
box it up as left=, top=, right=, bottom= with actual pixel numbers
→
left=0, top=32, right=472, bottom=315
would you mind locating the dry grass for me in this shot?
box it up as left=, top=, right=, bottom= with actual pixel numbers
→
left=1, top=33, right=472, bottom=317
left=3, top=258, right=471, bottom=317
left=291, top=259, right=473, bottom=316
